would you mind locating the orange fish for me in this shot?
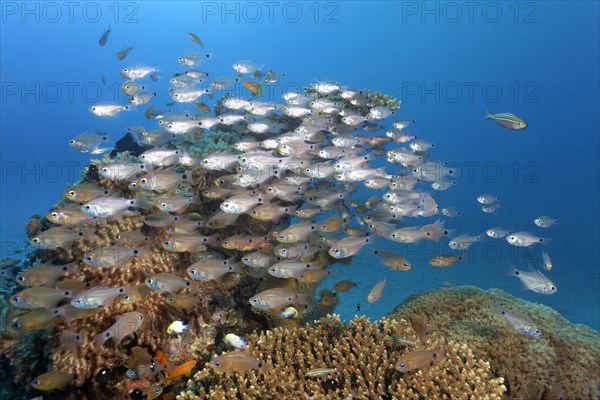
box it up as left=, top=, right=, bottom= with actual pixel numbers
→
left=243, top=81, right=262, bottom=96
left=164, top=360, right=196, bottom=384
left=155, top=349, right=168, bottom=365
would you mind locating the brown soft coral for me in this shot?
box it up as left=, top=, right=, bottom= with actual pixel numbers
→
left=387, top=286, right=600, bottom=399
left=179, top=315, right=506, bottom=399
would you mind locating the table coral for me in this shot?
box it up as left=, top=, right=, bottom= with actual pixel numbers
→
left=180, top=315, right=506, bottom=399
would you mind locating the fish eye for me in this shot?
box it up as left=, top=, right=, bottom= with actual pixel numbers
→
left=32, top=238, right=40, bottom=243
left=74, top=300, right=81, bottom=305
left=398, top=363, right=405, bottom=369
left=32, top=379, right=39, bottom=385
left=213, top=361, right=221, bottom=367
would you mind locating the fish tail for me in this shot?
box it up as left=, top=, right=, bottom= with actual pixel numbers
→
left=483, top=107, right=492, bottom=121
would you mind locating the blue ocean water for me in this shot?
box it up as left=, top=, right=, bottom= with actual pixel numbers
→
left=0, top=0, right=598, bottom=336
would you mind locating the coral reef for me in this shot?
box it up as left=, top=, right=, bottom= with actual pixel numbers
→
left=179, top=315, right=506, bottom=399
left=388, top=286, right=600, bottom=400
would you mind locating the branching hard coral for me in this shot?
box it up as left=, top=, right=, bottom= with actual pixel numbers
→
left=179, top=315, right=506, bottom=399
left=388, top=286, right=600, bottom=400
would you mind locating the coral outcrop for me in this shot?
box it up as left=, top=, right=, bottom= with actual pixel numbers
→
left=388, top=286, right=600, bottom=400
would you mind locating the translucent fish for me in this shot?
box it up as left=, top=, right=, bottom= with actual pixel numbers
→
left=71, top=286, right=124, bottom=309
left=58, top=329, right=86, bottom=354
left=98, top=25, right=110, bottom=46
left=69, top=132, right=110, bottom=154
left=120, top=65, right=158, bottom=80
left=30, top=227, right=84, bottom=250
left=486, top=227, right=511, bottom=239
left=12, top=308, right=57, bottom=331
left=95, top=311, right=145, bottom=348
left=146, top=273, right=190, bottom=292
left=30, top=370, right=74, bottom=391
left=64, top=183, right=110, bottom=203
left=233, top=60, right=261, bottom=74
left=296, top=269, right=334, bottom=284
left=98, top=161, right=145, bottom=181
left=534, top=216, right=559, bottom=228
left=161, top=234, right=219, bottom=252
left=17, top=261, right=76, bottom=287
left=542, top=251, right=553, bottom=272
left=333, top=280, right=357, bottom=292
left=448, top=234, right=480, bottom=250
left=115, top=44, right=134, bottom=61
left=509, top=265, right=557, bottom=294
left=374, top=250, right=412, bottom=272
left=53, top=304, right=101, bottom=323
left=119, top=284, right=151, bottom=305
left=122, top=80, right=145, bottom=96
left=395, top=348, right=444, bottom=372
left=46, top=207, right=96, bottom=226
left=89, top=103, right=130, bottom=117
left=83, top=245, right=140, bottom=268
left=268, top=261, right=319, bottom=279
left=178, top=52, right=211, bottom=66
left=248, top=204, right=296, bottom=223
left=132, top=170, right=190, bottom=192
left=497, top=307, right=541, bottom=336
left=210, top=350, right=268, bottom=375
left=187, top=258, right=241, bottom=281
left=188, top=32, right=204, bottom=47
left=305, top=367, right=337, bottom=378
left=249, top=287, right=307, bottom=311
left=410, top=315, right=428, bottom=344
left=329, top=236, right=371, bottom=259
left=367, top=278, right=387, bottom=303
left=506, top=232, right=548, bottom=247
left=429, top=255, right=462, bottom=268
left=164, top=293, right=199, bottom=310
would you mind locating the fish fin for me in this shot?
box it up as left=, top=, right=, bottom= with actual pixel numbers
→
left=483, top=107, right=492, bottom=121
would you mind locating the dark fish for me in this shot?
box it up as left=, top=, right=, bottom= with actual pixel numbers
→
left=116, top=45, right=134, bottom=61
left=95, top=368, right=115, bottom=384
left=320, top=379, right=339, bottom=393
left=98, top=26, right=111, bottom=47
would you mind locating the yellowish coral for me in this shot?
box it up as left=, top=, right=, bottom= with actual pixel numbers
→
left=388, top=286, right=600, bottom=400
left=179, top=315, right=506, bottom=399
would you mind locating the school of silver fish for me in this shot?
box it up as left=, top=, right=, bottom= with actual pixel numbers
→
left=5, top=28, right=561, bottom=395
